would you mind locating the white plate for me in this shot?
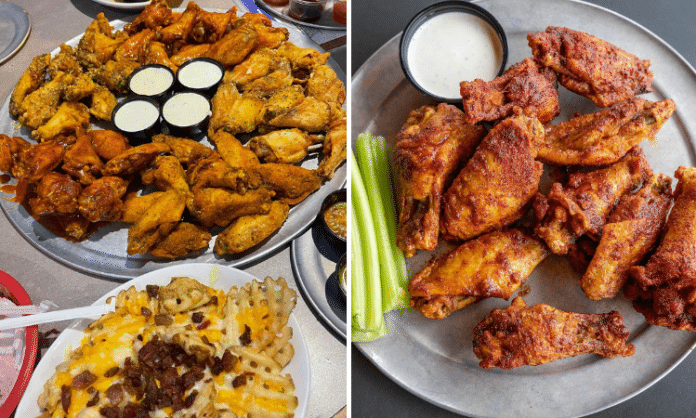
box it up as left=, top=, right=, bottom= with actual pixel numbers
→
left=0, top=9, right=346, bottom=280
left=90, top=0, right=151, bottom=11
left=352, top=0, right=696, bottom=417
left=14, top=263, right=310, bottom=417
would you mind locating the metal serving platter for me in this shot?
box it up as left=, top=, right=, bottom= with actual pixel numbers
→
left=352, top=0, right=696, bottom=417
left=0, top=8, right=346, bottom=280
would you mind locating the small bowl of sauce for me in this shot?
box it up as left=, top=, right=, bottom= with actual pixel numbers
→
left=161, top=91, right=211, bottom=137
left=111, top=96, right=161, bottom=144
left=288, top=0, right=328, bottom=22
left=127, top=64, right=175, bottom=103
left=175, top=58, right=224, bottom=98
left=399, top=1, right=508, bottom=102
left=319, top=189, right=346, bottom=244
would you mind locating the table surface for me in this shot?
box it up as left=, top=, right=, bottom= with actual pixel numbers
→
left=0, top=1, right=346, bottom=417
left=351, top=0, right=696, bottom=417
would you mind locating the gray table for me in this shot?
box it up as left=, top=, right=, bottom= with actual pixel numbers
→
left=351, top=0, right=696, bottom=417
left=0, top=1, right=346, bottom=417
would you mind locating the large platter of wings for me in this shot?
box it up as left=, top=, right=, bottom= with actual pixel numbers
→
left=352, top=0, right=696, bottom=417
left=0, top=1, right=346, bottom=279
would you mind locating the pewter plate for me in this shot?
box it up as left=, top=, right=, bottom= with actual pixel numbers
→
left=352, top=0, right=696, bottom=417
left=0, top=9, right=346, bottom=280
left=0, top=3, right=30, bottom=65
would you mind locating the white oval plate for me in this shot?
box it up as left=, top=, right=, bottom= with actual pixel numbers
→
left=14, top=263, right=310, bottom=417
left=352, top=0, right=696, bottom=417
left=90, top=0, right=151, bottom=11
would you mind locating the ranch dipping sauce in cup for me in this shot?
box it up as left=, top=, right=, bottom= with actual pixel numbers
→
left=400, top=1, right=508, bottom=102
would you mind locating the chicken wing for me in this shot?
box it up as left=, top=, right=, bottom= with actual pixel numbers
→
left=76, top=13, right=128, bottom=69
left=473, top=297, right=635, bottom=369
left=47, top=45, right=82, bottom=79
left=148, top=222, right=212, bottom=259
left=87, top=130, right=130, bottom=161
left=535, top=146, right=652, bottom=254
left=393, top=103, right=486, bottom=257
left=409, top=229, right=549, bottom=320
left=209, top=130, right=260, bottom=169
left=214, top=200, right=289, bottom=255
left=189, top=9, right=232, bottom=44
left=159, top=1, right=201, bottom=45
left=187, top=154, right=252, bottom=193
left=127, top=189, right=186, bottom=255
left=459, top=58, right=560, bottom=124
left=33, top=101, right=90, bottom=143
left=538, top=98, right=676, bottom=166
left=528, top=26, right=653, bottom=108
left=579, top=173, right=672, bottom=300
left=103, top=142, right=170, bottom=177
left=62, top=134, right=104, bottom=185
left=28, top=172, right=82, bottom=216
left=252, top=163, right=321, bottom=205
left=113, top=28, right=156, bottom=63
left=264, top=90, right=331, bottom=133
left=9, top=53, right=50, bottom=118
left=0, top=135, right=30, bottom=173
left=121, top=191, right=165, bottom=223
left=124, top=0, right=174, bottom=34
left=77, top=176, right=128, bottom=222
left=17, top=72, right=72, bottom=131
left=187, top=187, right=273, bottom=228
left=11, top=140, right=64, bottom=183
left=88, top=85, right=118, bottom=121
left=316, top=118, right=347, bottom=181
left=248, top=128, right=321, bottom=164
left=440, top=115, right=544, bottom=242
left=143, top=41, right=178, bottom=72
left=151, top=134, right=213, bottom=167
left=204, top=24, right=258, bottom=67
left=275, top=42, right=330, bottom=74
left=208, top=82, right=265, bottom=136
left=625, top=166, right=696, bottom=330
left=89, top=59, right=141, bottom=94
left=141, top=155, right=190, bottom=195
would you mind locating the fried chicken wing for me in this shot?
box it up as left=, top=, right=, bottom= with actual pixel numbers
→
left=89, top=59, right=141, bottom=94
left=17, top=72, right=72, bottom=131
left=440, top=115, right=544, bottom=242
left=190, top=9, right=232, bottom=44
left=121, top=191, right=165, bottom=223
left=473, top=297, right=635, bottom=369
left=538, top=98, right=676, bottom=166
left=113, top=29, right=156, bottom=63
left=459, top=58, right=560, bottom=124
left=209, top=130, right=260, bottom=169
left=148, top=222, right=212, bottom=259
left=248, top=128, right=321, bottom=164
left=127, top=190, right=186, bottom=255
left=208, top=82, right=265, bottom=136
left=579, top=173, right=672, bottom=300
left=77, top=176, right=128, bottom=222
left=204, top=24, right=258, bottom=67
left=33, top=101, right=90, bottom=143
left=142, top=155, right=190, bottom=195
left=275, top=42, right=330, bottom=73
left=47, top=45, right=82, bottom=79
left=409, top=229, right=549, bottom=319
left=224, top=48, right=287, bottom=89
left=392, top=104, right=486, bottom=257
left=528, top=26, right=653, bottom=108
left=88, top=85, right=118, bottom=121
left=143, top=41, right=178, bottom=72
left=76, top=13, right=128, bottom=69
left=0, top=135, right=30, bottom=173
left=237, top=13, right=288, bottom=52
left=103, top=142, right=170, bottom=177
left=534, top=146, right=652, bottom=254
left=187, top=187, right=273, bottom=228
left=214, top=200, right=289, bottom=255
left=316, top=118, right=347, bottom=181
left=12, top=140, right=64, bottom=183
left=152, top=134, right=213, bottom=167
left=252, top=163, right=321, bottom=205
left=87, top=130, right=130, bottom=161
left=170, top=43, right=210, bottom=67
left=62, top=134, right=105, bottom=185
left=28, top=172, right=82, bottom=216
left=625, top=166, right=696, bottom=330
left=264, top=94, right=331, bottom=133
left=159, top=1, right=201, bottom=45
left=9, top=53, right=50, bottom=118
left=124, top=0, right=174, bottom=34
left=187, top=154, right=251, bottom=193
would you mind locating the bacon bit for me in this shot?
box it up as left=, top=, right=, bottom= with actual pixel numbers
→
left=222, top=350, right=238, bottom=372
left=141, top=307, right=152, bottom=317
left=72, top=370, right=98, bottom=389
left=191, top=312, right=204, bottom=323
left=240, top=324, right=252, bottom=346
left=154, top=313, right=173, bottom=326
left=146, top=285, right=160, bottom=298
left=86, top=392, right=100, bottom=407
left=196, top=319, right=210, bottom=330
left=61, top=385, right=71, bottom=412
left=104, top=366, right=120, bottom=378
left=232, top=374, right=247, bottom=388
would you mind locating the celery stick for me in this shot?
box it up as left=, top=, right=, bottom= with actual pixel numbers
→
left=351, top=318, right=386, bottom=342
left=350, top=202, right=367, bottom=331
left=350, top=151, right=383, bottom=334
left=356, top=134, right=409, bottom=312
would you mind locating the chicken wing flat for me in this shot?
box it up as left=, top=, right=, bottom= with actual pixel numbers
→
left=460, top=58, right=560, bottom=124
left=538, top=98, right=676, bottom=166
left=103, top=142, right=170, bottom=177
left=252, top=163, right=321, bottom=205
left=579, top=173, right=672, bottom=300
left=9, top=53, right=50, bottom=118
left=34, top=101, right=90, bottom=143
left=392, top=104, right=485, bottom=256
left=148, top=222, right=212, bottom=259
left=87, top=130, right=130, bottom=161
left=473, top=297, right=635, bottom=369
left=62, top=134, right=105, bottom=185
left=187, top=187, right=273, bottom=228
left=534, top=146, right=652, bottom=255
left=77, top=176, right=128, bottom=222
left=625, top=167, right=696, bottom=331
left=440, top=115, right=544, bottom=242
left=208, top=82, right=265, bottom=136
left=248, top=128, right=321, bottom=164
left=316, top=118, right=347, bottom=181
left=127, top=190, right=186, bottom=255
left=214, top=200, right=289, bottom=255
left=528, top=26, right=653, bottom=108
left=409, top=229, right=549, bottom=319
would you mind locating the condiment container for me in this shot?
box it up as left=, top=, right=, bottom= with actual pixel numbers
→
left=175, top=58, right=224, bottom=98
left=127, top=64, right=175, bottom=103
left=332, top=0, right=347, bottom=24
left=399, top=1, right=508, bottom=102
left=318, top=188, right=347, bottom=246
left=161, top=91, right=211, bottom=138
left=111, top=96, right=161, bottom=144
left=288, top=0, right=328, bottom=22
left=335, top=253, right=347, bottom=298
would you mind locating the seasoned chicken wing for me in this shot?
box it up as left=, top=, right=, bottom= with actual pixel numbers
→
left=237, top=13, right=289, bottom=52
left=316, top=118, right=347, bottom=181
left=214, top=200, right=289, bottom=255
left=9, top=53, right=50, bottom=118
left=76, top=13, right=128, bottom=69
left=528, top=26, right=653, bottom=108
left=538, top=98, right=676, bottom=166
left=264, top=92, right=331, bottom=133
left=47, top=45, right=82, bottom=78
left=209, top=130, right=260, bottom=169
left=625, top=166, right=696, bottom=330
left=113, top=28, right=156, bottom=63
left=248, top=128, right=321, bottom=164
left=252, top=163, right=321, bottom=205
left=89, top=59, right=141, bottom=94
left=409, top=229, right=549, bottom=319
left=103, top=142, right=170, bottom=177
left=460, top=58, right=560, bottom=124
left=127, top=190, right=186, bottom=255
left=33, top=101, right=90, bottom=143
left=151, top=134, right=212, bottom=167
left=148, top=222, right=212, bottom=259
left=17, top=72, right=72, bottom=131
left=87, top=130, right=130, bottom=161
left=275, top=42, right=330, bottom=73
left=62, top=134, right=104, bottom=185
left=143, top=41, right=178, bottom=72
left=224, top=48, right=287, bottom=89
left=473, top=297, right=635, bottom=369
left=88, top=85, right=118, bottom=121
left=205, top=24, right=258, bottom=67
left=579, top=173, right=672, bottom=300
left=208, top=82, right=265, bottom=136
left=121, top=191, right=165, bottom=223
left=187, top=187, right=273, bottom=228
left=534, top=146, right=652, bottom=254
left=187, top=154, right=252, bottom=193
left=170, top=43, right=211, bottom=67
left=440, top=115, right=544, bottom=242
left=77, top=176, right=128, bottom=222
left=141, top=155, right=190, bottom=195
left=393, top=103, right=486, bottom=257
left=159, top=1, right=201, bottom=45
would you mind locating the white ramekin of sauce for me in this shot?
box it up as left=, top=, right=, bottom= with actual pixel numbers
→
left=162, top=91, right=211, bottom=137
left=127, top=64, right=175, bottom=102
left=111, top=96, right=161, bottom=143
left=400, top=1, right=508, bottom=103
left=175, top=58, right=224, bottom=97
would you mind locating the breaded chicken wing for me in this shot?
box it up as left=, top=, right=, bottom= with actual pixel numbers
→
left=528, top=26, right=653, bottom=108
left=440, top=115, right=544, bottom=242
left=459, top=58, right=560, bottom=124
left=473, top=297, right=635, bottom=369
left=538, top=98, right=676, bottom=166
left=127, top=189, right=186, bottom=255
left=534, top=146, right=652, bottom=255
left=409, top=229, right=549, bottom=319
left=214, top=200, right=289, bottom=255
left=148, top=222, right=212, bottom=259
left=10, top=53, right=50, bottom=118
left=580, top=173, right=672, bottom=300
left=393, top=103, right=486, bottom=257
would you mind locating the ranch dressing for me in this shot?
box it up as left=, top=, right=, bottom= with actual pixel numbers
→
left=407, top=11, right=503, bottom=99
left=177, top=60, right=223, bottom=90
left=163, top=92, right=211, bottom=127
left=114, top=100, right=160, bottom=132
left=129, top=66, right=174, bottom=96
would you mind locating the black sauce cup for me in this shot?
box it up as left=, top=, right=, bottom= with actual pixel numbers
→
left=111, top=96, right=161, bottom=145
left=175, top=58, right=225, bottom=98
left=399, top=1, right=509, bottom=103
left=126, top=64, right=175, bottom=105
left=161, top=91, right=211, bottom=138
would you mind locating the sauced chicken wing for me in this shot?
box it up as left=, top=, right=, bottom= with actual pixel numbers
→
left=528, top=26, right=653, bottom=108
left=316, top=118, right=347, bottom=181
left=113, top=28, right=156, bottom=63
left=252, top=163, right=321, bottom=205
left=77, top=176, right=128, bottom=222
left=29, top=172, right=82, bottom=216
left=190, top=9, right=233, bottom=44
left=87, top=130, right=130, bottom=161
left=0, top=135, right=30, bottom=173
left=159, top=1, right=202, bottom=45
left=473, top=297, right=635, bottom=369
left=9, top=53, right=50, bottom=118
left=205, top=24, right=258, bottom=67
left=248, top=128, right=321, bottom=164
left=187, top=187, right=273, bottom=228
left=12, top=140, right=64, bottom=182
left=103, top=142, right=170, bottom=177
left=76, top=13, right=128, bottom=69
left=208, top=82, right=265, bottom=136
left=459, top=58, right=560, bottom=124
left=440, top=115, right=544, bottom=242
left=409, top=229, right=549, bottom=319
left=393, top=104, right=486, bottom=257
left=538, top=98, right=676, bottom=166
left=33, top=101, right=90, bottom=143
left=579, top=173, right=672, bottom=300
left=625, top=167, right=696, bottom=330
left=214, top=200, right=289, bottom=255
left=124, top=0, right=174, bottom=34
left=534, top=146, right=652, bottom=255
left=170, top=44, right=210, bottom=67
left=127, top=189, right=186, bottom=255
left=62, top=134, right=104, bottom=185
left=143, top=41, right=178, bottom=72
left=148, top=222, right=212, bottom=259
